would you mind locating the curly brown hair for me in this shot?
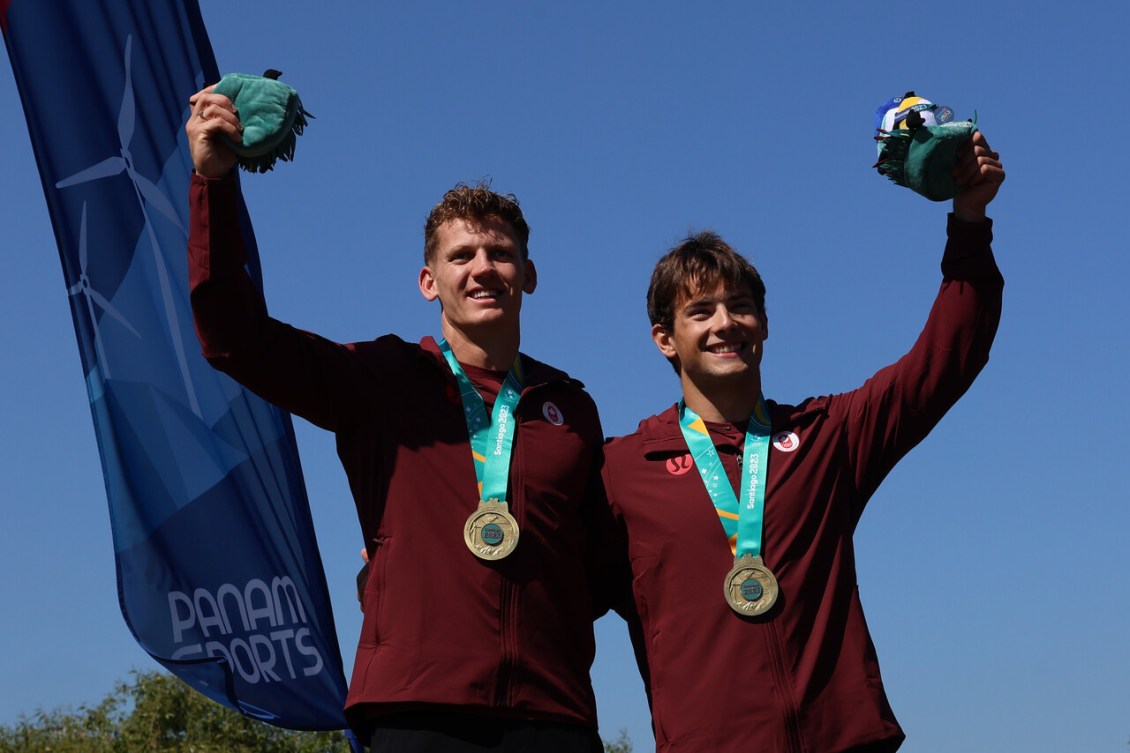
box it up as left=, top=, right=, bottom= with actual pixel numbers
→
left=647, top=231, right=766, bottom=331
left=647, top=231, right=767, bottom=374
left=423, top=181, right=530, bottom=264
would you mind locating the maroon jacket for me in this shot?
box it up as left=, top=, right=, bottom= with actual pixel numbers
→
left=188, top=174, right=605, bottom=737
left=602, top=218, right=1003, bottom=753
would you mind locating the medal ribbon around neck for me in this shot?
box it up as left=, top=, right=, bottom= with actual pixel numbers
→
left=438, top=338, right=525, bottom=504
left=441, top=338, right=525, bottom=560
left=680, top=397, right=780, bottom=615
left=677, top=397, right=772, bottom=558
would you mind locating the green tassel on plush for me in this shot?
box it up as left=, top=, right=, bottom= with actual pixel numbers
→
left=213, top=69, right=312, bottom=173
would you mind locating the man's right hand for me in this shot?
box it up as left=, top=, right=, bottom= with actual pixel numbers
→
left=186, top=85, right=241, bottom=178
left=951, top=130, right=1004, bottom=223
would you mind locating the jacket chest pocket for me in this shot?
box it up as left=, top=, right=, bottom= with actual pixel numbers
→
left=511, top=416, right=593, bottom=530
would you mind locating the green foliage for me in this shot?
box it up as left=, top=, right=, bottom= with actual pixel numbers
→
left=0, top=671, right=635, bottom=753
left=603, top=728, right=633, bottom=753
left=0, top=670, right=351, bottom=753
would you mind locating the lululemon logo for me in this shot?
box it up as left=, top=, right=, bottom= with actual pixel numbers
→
left=542, top=402, right=564, bottom=425
left=666, top=454, right=694, bottom=476
left=772, top=431, right=800, bottom=453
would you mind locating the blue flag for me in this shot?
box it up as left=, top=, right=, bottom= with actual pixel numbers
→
left=2, top=0, right=352, bottom=732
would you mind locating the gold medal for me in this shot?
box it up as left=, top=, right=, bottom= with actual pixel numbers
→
left=724, top=553, right=779, bottom=616
left=464, top=499, right=520, bottom=560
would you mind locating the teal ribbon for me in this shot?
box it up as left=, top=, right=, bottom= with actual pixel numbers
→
left=677, top=397, right=771, bottom=558
left=438, top=339, right=524, bottom=505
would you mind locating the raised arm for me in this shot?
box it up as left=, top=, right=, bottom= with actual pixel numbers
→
left=184, top=86, right=376, bottom=432
left=839, top=131, right=1005, bottom=509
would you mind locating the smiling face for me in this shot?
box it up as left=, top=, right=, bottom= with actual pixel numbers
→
left=652, top=280, right=768, bottom=400
left=418, top=215, right=537, bottom=343
left=646, top=231, right=769, bottom=422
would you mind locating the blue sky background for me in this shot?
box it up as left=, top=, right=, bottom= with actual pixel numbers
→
left=2, top=2, right=1128, bottom=751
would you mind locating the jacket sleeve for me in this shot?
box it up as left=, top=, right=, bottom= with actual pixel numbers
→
left=187, top=172, right=378, bottom=432
left=595, top=448, right=644, bottom=622
left=583, top=447, right=625, bottom=621
left=597, top=449, right=655, bottom=711
left=837, top=214, right=1004, bottom=516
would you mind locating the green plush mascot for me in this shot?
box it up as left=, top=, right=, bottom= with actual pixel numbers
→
left=873, top=92, right=977, bottom=201
left=212, top=69, right=311, bottom=173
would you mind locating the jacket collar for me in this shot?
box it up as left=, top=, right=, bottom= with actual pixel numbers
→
left=638, top=398, right=826, bottom=457
left=418, top=336, right=580, bottom=392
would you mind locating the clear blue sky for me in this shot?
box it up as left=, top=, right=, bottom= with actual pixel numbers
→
left=2, top=2, right=1128, bottom=751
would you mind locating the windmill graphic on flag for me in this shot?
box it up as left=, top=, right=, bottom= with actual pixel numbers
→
left=55, top=36, right=198, bottom=413
left=67, top=202, right=142, bottom=382
left=2, top=0, right=355, bottom=738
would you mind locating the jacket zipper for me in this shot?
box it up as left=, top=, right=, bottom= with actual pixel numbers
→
left=767, top=619, right=805, bottom=753
left=493, top=385, right=533, bottom=707
left=491, top=379, right=568, bottom=707
left=495, top=574, right=518, bottom=706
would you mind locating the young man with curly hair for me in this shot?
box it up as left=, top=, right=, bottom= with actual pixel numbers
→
left=186, top=86, right=606, bottom=753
